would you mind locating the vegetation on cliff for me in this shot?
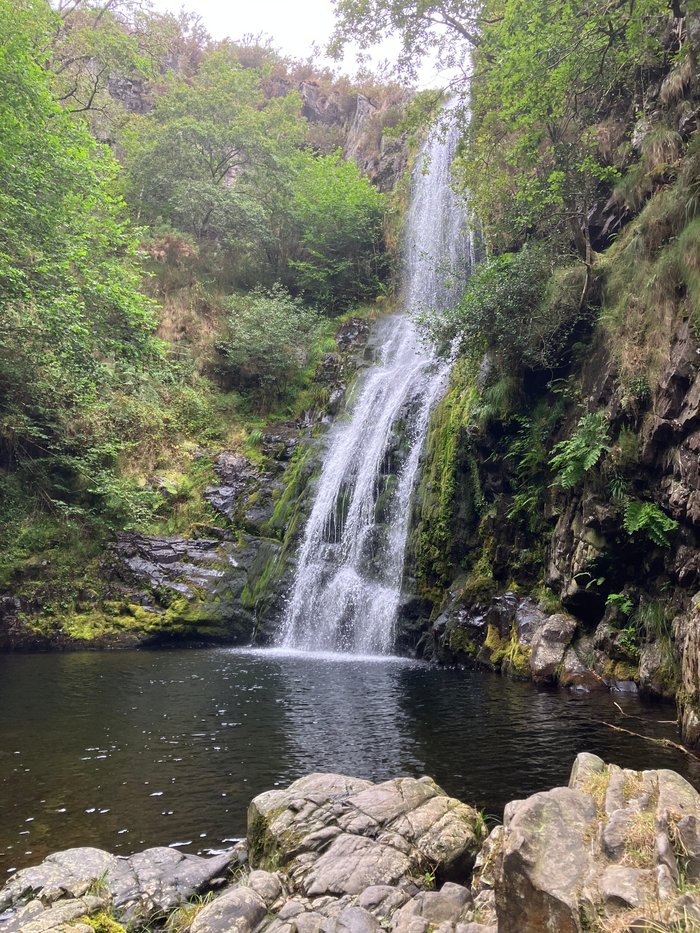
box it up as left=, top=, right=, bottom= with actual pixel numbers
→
left=337, top=0, right=700, bottom=712
left=0, top=0, right=402, bottom=641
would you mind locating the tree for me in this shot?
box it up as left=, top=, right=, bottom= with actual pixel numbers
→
left=119, top=48, right=305, bottom=286
left=0, top=0, right=156, bottom=516
left=284, top=151, right=387, bottom=312
left=456, top=0, right=674, bottom=264
left=330, top=0, right=483, bottom=82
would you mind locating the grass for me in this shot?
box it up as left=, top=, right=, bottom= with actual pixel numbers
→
left=582, top=767, right=610, bottom=817
left=623, top=810, right=657, bottom=867
left=164, top=892, right=215, bottom=932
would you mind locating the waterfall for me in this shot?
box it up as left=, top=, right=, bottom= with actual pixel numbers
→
left=277, top=105, right=473, bottom=655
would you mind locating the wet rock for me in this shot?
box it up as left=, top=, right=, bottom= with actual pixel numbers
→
left=559, top=636, right=602, bottom=690
left=529, top=613, right=577, bottom=682
left=513, top=598, right=546, bottom=646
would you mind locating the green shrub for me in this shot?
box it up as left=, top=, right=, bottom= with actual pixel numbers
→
left=219, top=284, right=321, bottom=410
left=422, top=244, right=590, bottom=373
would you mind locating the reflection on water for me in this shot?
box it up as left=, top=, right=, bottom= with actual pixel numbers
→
left=0, top=648, right=697, bottom=873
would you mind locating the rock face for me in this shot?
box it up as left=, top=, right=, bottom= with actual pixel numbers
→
left=491, top=752, right=700, bottom=932
left=2, top=758, right=700, bottom=932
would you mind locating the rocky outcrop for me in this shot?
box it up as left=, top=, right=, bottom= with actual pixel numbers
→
left=0, top=844, right=244, bottom=931
left=3, top=758, right=700, bottom=932
left=674, top=603, right=700, bottom=744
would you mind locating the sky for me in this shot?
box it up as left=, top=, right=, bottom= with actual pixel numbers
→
left=148, top=0, right=444, bottom=87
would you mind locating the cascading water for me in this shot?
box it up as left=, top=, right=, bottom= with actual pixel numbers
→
left=278, top=105, right=473, bottom=655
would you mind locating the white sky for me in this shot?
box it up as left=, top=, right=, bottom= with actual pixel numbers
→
left=148, top=0, right=445, bottom=88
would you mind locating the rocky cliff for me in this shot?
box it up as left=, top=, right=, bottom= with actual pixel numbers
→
left=403, top=10, right=700, bottom=744
left=0, top=317, right=373, bottom=651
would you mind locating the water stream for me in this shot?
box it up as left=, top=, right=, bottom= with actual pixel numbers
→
left=279, top=107, right=472, bottom=654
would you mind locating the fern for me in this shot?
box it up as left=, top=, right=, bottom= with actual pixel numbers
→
left=549, top=412, right=609, bottom=489
left=623, top=499, right=678, bottom=548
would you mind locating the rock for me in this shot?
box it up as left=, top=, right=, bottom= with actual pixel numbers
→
left=303, top=835, right=412, bottom=896
left=0, top=847, right=116, bottom=911
left=248, top=774, right=481, bottom=895
left=391, top=884, right=472, bottom=926
left=0, top=894, right=106, bottom=933
left=357, top=885, right=411, bottom=918
left=493, top=786, right=597, bottom=932
left=559, top=637, right=602, bottom=690
left=0, top=844, right=238, bottom=928
left=5, top=759, right=700, bottom=933
left=599, top=865, right=647, bottom=907
left=492, top=754, right=700, bottom=931
left=247, top=869, right=284, bottom=905
left=529, top=613, right=577, bottom=682
left=190, top=885, right=268, bottom=933
left=674, top=605, right=700, bottom=744
left=513, top=598, right=547, bottom=645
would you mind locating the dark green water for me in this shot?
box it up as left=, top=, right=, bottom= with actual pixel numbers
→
left=0, top=647, right=697, bottom=875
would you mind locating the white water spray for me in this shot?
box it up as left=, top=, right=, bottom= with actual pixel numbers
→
left=278, top=106, right=473, bottom=654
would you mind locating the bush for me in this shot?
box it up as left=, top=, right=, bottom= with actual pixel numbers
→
left=422, top=244, right=589, bottom=372
left=285, top=151, right=388, bottom=313
left=219, top=285, right=321, bottom=409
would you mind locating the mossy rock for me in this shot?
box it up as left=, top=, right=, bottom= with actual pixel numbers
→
left=79, top=912, right=127, bottom=933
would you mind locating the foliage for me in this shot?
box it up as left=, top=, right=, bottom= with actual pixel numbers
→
left=219, top=285, right=322, bottom=409
left=549, top=412, right=610, bottom=489
left=285, top=151, right=388, bottom=312
left=606, top=592, right=634, bottom=617
left=119, top=49, right=305, bottom=287
left=623, top=499, right=678, bottom=548
left=330, top=0, right=482, bottom=83
left=0, top=0, right=160, bottom=522
left=422, top=245, right=548, bottom=364
left=457, top=0, right=673, bottom=256
left=421, top=244, right=590, bottom=373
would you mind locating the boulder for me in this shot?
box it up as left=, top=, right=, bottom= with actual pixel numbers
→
left=248, top=774, right=481, bottom=893
left=493, top=786, right=597, bottom=932
left=0, top=844, right=240, bottom=928
left=492, top=753, right=700, bottom=931
left=529, top=613, right=577, bottom=682
left=190, top=885, right=269, bottom=933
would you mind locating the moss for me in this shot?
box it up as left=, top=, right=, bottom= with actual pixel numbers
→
left=602, top=659, right=639, bottom=683
left=447, top=627, right=478, bottom=657
left=412, top=357, right=480, bottom=592
left=79, top=912, right=127, bottom=933
left=461, top=552, right=496, bottom=602
left=482, top=623, right=531, bottom=677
